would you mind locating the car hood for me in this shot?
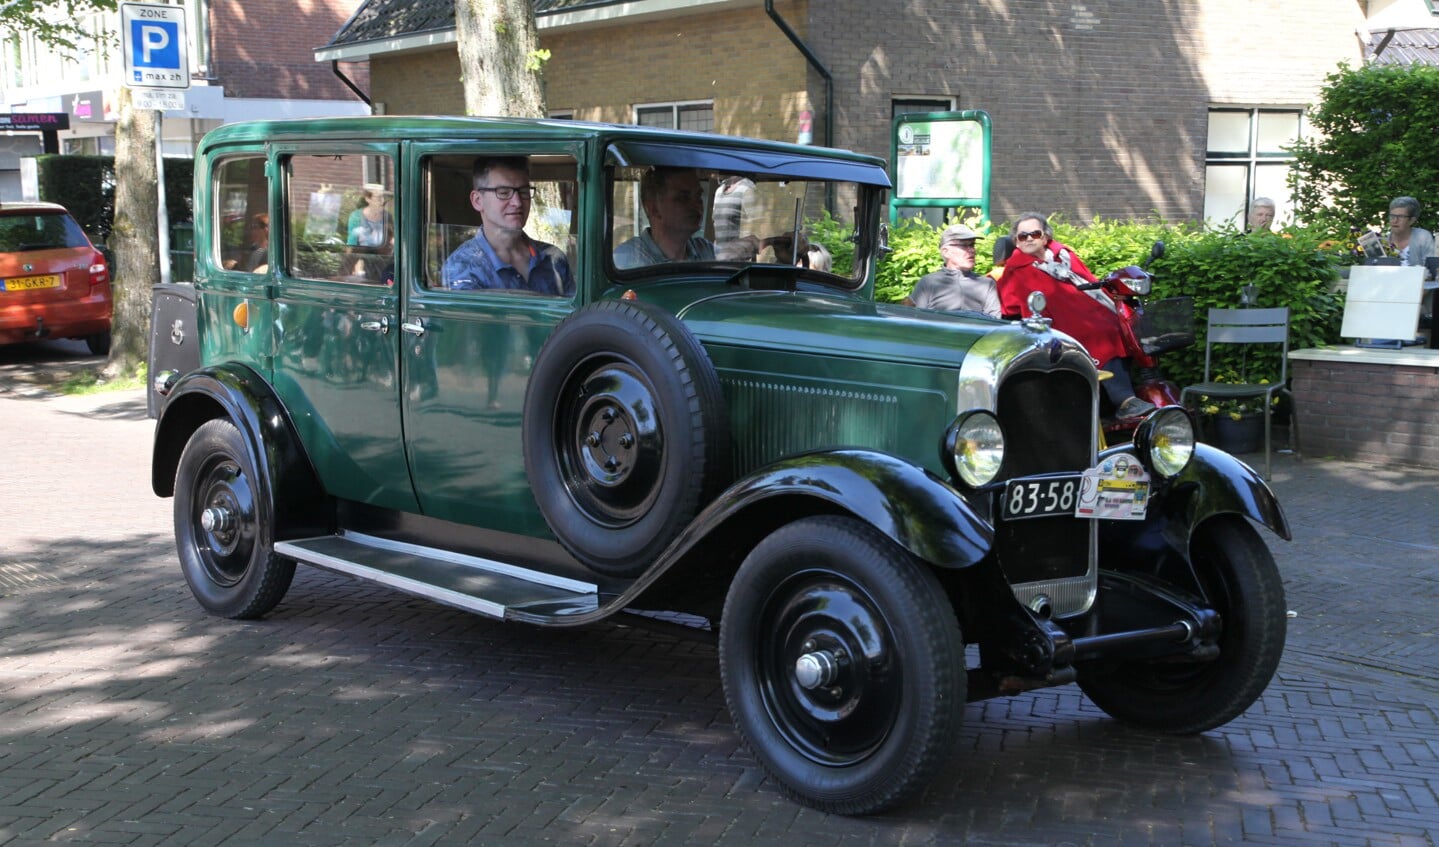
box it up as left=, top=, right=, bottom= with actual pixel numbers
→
left=641, top=288, right=1013, bottom=367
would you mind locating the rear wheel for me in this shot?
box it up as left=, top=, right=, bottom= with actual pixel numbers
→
left=174, top=418, right=294, bottom=619
left=720, top=516, right=963, bottom=815
left=1078, top=516, right=1286, bottom=733
left=85, top=331, right=110, bottom=356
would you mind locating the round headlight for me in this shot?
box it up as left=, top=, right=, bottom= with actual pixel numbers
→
left=1133, top=406, right=1195, bottom=478
left=942, top=410, right=1006, bottom=488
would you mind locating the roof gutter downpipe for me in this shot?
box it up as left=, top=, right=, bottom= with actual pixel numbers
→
left=765, top=0, right=834, bottom=211
left=332, top=60, right=373, bottom=108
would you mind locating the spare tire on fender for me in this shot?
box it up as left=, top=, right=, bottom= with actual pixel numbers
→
left=522, top=299, right=730, bottom=577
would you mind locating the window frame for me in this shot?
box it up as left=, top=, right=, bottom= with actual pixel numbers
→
left=1204, top=106, right=1304, bottom=228
left=633, top=100, right=715, bottom=133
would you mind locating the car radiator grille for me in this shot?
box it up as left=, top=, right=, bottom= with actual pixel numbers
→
left=992, top=369, right=1095, bottom=599
left=724, top=377, right=900, bottom=477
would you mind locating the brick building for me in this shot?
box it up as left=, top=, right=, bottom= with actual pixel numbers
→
left=313, top=0, right=1438, bottom=228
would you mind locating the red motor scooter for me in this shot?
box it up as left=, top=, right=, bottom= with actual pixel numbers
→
left=1079, top=242, right=1196, bottom=442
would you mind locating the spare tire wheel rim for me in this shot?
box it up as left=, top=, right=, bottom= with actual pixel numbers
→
left=559, top=356, right=665, bottom=526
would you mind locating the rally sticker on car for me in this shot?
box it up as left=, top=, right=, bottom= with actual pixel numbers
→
left=1075, top=456, right=1150, bottom=520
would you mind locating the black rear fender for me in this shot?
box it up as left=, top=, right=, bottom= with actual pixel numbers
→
left=151, top=365, right=331, bottom=540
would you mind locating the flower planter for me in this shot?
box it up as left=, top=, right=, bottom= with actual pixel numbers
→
left=1212, top=414, right=1263, bottom=454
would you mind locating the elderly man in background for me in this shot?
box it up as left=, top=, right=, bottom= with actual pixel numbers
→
left=903, top=223, right=1001, bottom=317
left=1247, top=197, right=1276, bottom=232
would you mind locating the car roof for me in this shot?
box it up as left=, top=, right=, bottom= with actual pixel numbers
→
left=197, top=115, right=892, bottom=187
left=0, top=201, right=73, bottom=216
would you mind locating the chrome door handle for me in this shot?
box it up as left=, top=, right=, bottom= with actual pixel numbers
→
left=400, top=319, right=426, bottom=336
left=359, top=316, right=389, bottom=334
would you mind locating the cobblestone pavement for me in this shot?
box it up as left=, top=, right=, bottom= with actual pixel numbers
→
left=1, top=340, right=1436, bottom=846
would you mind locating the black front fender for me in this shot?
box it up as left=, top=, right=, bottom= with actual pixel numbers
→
left=151, top=364, right=331, bottom=540
left=1098, top=442, right=1289, bottom=569
left=681, top=448, right=994, bottom=568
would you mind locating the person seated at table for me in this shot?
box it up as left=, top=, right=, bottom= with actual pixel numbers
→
left=997, top=212, right=1154, bottom=419
left=442, top=156, right=572, bottom=295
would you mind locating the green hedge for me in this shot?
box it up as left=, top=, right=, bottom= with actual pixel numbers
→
left=853, top=215, right=1346, bottom=389
left=35, top=154, right=194, bottom=245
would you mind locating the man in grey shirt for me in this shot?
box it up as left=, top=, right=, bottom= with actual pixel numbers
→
left=902, top=223, right=1001, bottom=317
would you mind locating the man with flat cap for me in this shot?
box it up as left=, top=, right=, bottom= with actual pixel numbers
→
left=902, top=223, right=1001, bottom=318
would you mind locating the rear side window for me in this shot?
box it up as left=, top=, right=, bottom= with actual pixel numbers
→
left=0, top=212, right=90, bottom=252
left=284, top=152, right=395, bottom=284
left=213, top=156, right=269, bottom=274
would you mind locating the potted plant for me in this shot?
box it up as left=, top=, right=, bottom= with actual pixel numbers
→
left=1196, top=372, right=1275, bottom=454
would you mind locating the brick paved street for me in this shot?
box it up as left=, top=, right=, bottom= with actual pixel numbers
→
left=1, top=340, right=1436, bottom=846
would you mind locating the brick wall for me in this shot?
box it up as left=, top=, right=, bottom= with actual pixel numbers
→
left=366, top=0, right=1364, bottom=223
left=1291, top=358, right=1439, bottom=469
left=373, top=51, right=464, bottom=116
left=209, top=0, right=369, bottom=101
left=812, top=0, right=1364, bottom=223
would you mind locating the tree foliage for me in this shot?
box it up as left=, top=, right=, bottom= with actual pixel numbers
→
left=0, top=0, right=117, bottom=55
left=1289, top=63, right=1439, bottom=234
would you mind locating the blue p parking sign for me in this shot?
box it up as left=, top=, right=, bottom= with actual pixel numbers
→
left=131, top=20, right=180, bottom=74
left=121, top=3, right=190, bottom=89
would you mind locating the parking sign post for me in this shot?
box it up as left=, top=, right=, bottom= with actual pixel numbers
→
left=121, top=2, right=190, bottom=286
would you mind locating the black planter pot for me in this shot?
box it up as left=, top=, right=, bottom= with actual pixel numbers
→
left=1212, top=414, right=1264, bottom=454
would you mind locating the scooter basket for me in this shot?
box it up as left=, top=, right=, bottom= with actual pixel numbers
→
left=1137, top=296, right=1196, bottom=355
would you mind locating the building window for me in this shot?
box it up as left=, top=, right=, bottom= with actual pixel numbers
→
left=635, top=102, right=714, bottom=133
left=1204, top=108, right=1302, bottom=228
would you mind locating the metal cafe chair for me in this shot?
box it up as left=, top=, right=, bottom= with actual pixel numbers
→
left=1179, top=307, right=1295, bottom=479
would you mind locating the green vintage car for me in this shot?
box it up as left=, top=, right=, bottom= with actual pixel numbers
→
left=150, top=116, right=1288, bottom=815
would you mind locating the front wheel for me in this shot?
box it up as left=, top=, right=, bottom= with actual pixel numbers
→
left=720, top=516, right=963, bottom=815
left=174, top=418, right=294, bottom=619
left=1078, top=515, right=1286, bottom=733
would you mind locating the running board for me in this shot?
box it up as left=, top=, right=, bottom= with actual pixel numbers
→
left=274, top=532, right=600, bottom=620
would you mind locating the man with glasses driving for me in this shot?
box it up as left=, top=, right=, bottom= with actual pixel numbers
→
left=442, top=156, right=573, bottom=295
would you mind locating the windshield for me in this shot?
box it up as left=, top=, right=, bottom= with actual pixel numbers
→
left=606, top=157, right=877, bottom=287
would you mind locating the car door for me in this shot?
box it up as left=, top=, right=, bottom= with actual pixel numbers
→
left=400, top=141, right=583, bottom=532
left=270, top=143, right=416, bottom=511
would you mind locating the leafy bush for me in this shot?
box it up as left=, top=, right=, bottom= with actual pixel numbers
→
left=1289, top=63, right=1439, bottom=235
left=1142, top=227, right=1344, bottom=387
left=856, top=213, right=1345, bottom=390
left=35, top=154, right=194, bottom=245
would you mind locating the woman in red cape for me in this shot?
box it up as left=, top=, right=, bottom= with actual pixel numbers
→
left=997, top=212, right=1154, bottom=418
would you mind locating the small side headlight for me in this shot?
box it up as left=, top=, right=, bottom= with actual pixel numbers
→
left=1132, top=406, right=1195, bottom=478
left=942, top=410, right=1006, bottom=488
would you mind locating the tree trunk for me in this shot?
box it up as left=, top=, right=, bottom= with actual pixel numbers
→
left=454, top=0, right=547, bottom=118
left=105, top=86, right=158, bottom=379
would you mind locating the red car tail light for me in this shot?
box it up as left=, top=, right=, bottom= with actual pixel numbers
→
left=89, top=250, right=110, bottom=293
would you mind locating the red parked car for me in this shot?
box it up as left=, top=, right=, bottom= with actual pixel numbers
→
left=0, top=202, right=112, bottom=354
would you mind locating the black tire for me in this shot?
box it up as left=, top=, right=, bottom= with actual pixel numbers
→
left=174, top=418, right=295, bottom=619
left=720, top=516, right=964, bottom=815
left=1078, top=515, right=1286, bottom=734
left=522, top=299, right=728, bottom=577
left=85, top=331, right=110, bottom=356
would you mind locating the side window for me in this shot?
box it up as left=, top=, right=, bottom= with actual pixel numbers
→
left=284, top=153, right=395, bottom=284
left=423, top=153, right=578, bottom=296
left=213, top=156, right=268, bottom=274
